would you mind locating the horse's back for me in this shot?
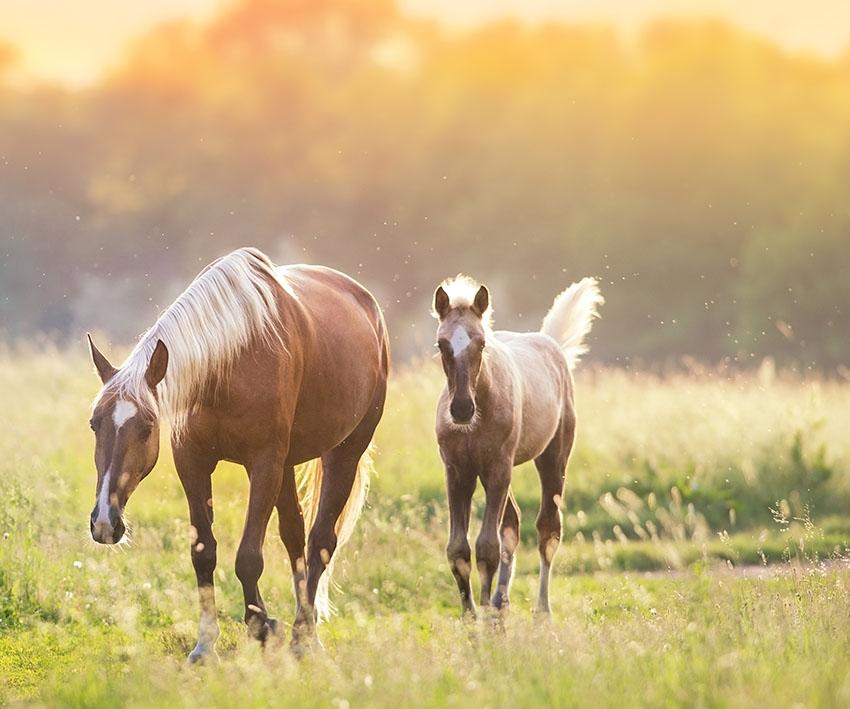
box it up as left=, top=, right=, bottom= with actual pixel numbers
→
left=274, top=264, right=389, bottom=463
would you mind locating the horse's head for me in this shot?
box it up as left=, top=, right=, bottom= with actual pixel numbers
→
left=86, top=335, right=168, bottom=544
left=433, top=277, right=490, bottom=425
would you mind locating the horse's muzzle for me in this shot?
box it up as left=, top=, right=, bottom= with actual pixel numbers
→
left=450, top=397, right=475, bottom=424
left=90, top=506, right=126, bottom=544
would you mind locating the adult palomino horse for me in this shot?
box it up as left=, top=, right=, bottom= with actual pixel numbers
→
left=432, top=276, right=602, bottom=617
left=86, top=247, right=389, bottom=660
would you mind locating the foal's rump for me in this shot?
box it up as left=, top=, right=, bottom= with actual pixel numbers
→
left=497, top=332, right=569, bottom=464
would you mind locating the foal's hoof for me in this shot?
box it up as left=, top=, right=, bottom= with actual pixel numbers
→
left=491, top=591, right=510, bottom=612
left=186, top=643, right=220, bottom=666
left=533, top=607, right=552, bottom=623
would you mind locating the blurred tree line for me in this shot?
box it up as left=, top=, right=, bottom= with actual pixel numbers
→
left=1, top=0, right=849, bottom=367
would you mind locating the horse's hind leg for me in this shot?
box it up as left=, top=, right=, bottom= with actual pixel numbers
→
left=276, top=465, right=307, bottom=623
left=235, top=447, right=286, bottom=643
left=302, top=384, right=386, bottom=634
left=533, top=413, right=575, bottom=615
left=491, top=488, right=520, bottom=611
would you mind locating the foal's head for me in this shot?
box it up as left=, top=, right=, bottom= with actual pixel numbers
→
left=433, top=277, right=491, bottom=425
left=86, top=335, right=169, bottom=544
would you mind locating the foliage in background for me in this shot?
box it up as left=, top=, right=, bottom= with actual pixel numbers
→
left=0, top=1, right=849, bottom=366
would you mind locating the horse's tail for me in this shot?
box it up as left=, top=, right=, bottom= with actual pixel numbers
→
left=540, top=277, right=604, bottom=369
left=296, top=445, right=372, bottom=621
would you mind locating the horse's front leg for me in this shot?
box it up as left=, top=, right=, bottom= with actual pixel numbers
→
left=477, top=462, right=511, bottom=609
left=174, top=448, right=220, bottom=664
left=236, top=448, right=285, bottom=643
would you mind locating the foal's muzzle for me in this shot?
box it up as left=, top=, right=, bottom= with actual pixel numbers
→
left=450, top=397, right=475, bottom=424
left=90, top=506, right=126, bottom=544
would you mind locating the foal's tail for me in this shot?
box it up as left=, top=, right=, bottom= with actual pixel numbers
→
left=296, top=445, right=373, bottom=621
left=541, top=277, right=604, bottom=369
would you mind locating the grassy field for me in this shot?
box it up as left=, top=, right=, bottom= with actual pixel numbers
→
left=2, top=347, right=850, bottom=706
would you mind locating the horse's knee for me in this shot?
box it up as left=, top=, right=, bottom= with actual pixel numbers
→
left=191, top=539, right=217, bottom=580
left=235, top=546, right=264, bottom=586
left=308, top=526, right=338, bottom=568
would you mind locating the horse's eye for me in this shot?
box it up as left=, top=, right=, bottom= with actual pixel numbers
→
left=89, top=418, right=98, bottom=431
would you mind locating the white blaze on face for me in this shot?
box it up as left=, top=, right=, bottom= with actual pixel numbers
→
left=450, top=327, right=471, bottom=356
left=112, top=399, right=138, bottom=430
left=94, top=468, right=112, bottom=527
left=95, top=399, right=138, bottom=527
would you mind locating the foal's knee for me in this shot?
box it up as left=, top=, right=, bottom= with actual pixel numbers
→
left=447, top=538, right=472, bottom=574
left=536, top=512, right=562, bottom=563
left=475, top=535, right=501, bottom=576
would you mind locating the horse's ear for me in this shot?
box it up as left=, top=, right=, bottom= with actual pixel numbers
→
left=145, top=339, right=169, bottom=389
left=472, top=285, right=489, bottom=318
left=434, top=286, right=451, bottom=320
left=87, top=333, right=117, bottom=384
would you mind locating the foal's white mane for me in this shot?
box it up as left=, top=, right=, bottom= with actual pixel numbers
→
left=94, top=247, right=290, bottom=438
left=433, top=274, right=493, bottom=327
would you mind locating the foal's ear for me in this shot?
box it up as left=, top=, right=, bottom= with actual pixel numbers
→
left=145, top=339, right=169, bottom=389
left=87, top=333, right=117, bottom=384
left=433, top=286, right=451, bottom=319
left=471, top=285, right=490, bottom=318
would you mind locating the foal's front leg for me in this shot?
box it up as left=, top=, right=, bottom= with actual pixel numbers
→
left=445, top=463, right=477, bottom=616
left=236, top=448, right=285, bottom=643
left=476, top=462, right=511, bottom=609
left=174, top=449, right=220, bottom=664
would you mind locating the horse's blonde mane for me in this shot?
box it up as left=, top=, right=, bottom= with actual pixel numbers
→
left=433, top=274, right=493, bottom=326
left=94, top=247, right=290, bottom=438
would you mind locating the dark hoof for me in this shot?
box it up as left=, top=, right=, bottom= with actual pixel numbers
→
left=248, top=615, right=281, bottom=645
left=290, top=622, right=322, bottom=659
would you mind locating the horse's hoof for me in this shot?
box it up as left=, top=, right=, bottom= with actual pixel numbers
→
left=290, top=618, right=321, bottom=658
left=247, top=615, right=281, bottom=645
left=186, top=643, right=220, bottom=665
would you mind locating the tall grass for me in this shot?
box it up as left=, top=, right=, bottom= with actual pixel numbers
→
left=1, top=347, right=850, bottom=704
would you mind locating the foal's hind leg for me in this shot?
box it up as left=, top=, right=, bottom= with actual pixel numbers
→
left=534, top=416, right=575, bottom=615
left=276, top=465, right=307, bottom=623
left=491, top=488, right=520, bottom=611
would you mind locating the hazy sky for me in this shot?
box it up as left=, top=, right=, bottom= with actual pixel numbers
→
left=2, top=0, right=849, bottom=85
